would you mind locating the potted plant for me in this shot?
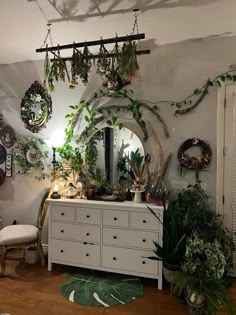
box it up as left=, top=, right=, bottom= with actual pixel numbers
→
left=173, top=234, right=235, bottom=315
left=147, top=202, right=186, bottom=289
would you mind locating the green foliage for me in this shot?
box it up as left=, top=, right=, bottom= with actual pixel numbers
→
left=147, top=184, right=234, bottom=274
left=13, top=136, right=49, bottom=181
left=146, top=202, right=186, bottom=267
left=173, top=272, right=235, bottom=315
left=85, top=131, right=103, bottom=178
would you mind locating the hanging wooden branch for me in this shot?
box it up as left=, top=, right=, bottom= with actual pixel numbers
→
left=174, top=79, right=211, bottom=116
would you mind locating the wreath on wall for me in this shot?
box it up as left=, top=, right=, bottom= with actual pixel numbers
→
left=13, top=136, right=49, bottom=181
left=177, top=138, right=212, bottom=180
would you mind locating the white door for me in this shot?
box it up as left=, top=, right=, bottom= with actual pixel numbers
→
left=217, top=84, right=236, bottom=271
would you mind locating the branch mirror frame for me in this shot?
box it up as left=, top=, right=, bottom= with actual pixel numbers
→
left=20, top=81, right=52, bottom=133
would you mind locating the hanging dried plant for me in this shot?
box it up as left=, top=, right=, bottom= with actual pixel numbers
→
left=97, top=42, right=110, bottom=77
left=119, top=40, right=139, bottom=79
left=47, top=49, right=70, bottom=92
left=70, top=45, right=93, bottom=86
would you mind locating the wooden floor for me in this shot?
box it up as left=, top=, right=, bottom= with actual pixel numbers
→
left=0, top=250, right=235, bottom=315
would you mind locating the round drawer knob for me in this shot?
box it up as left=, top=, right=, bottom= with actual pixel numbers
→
left=143, top=220, right=146, bottom=223
left=61, top=213, right=64, bottom=216
left=113, top=236, right=117, bottom=239
left=142, top=261, right=146, bottom=264
left=86, top=233, right=90, bottom=236
left=61, top=230, right=64, bottom=233
left=60, top=250, right=64, bottom=253
left=86, top=215, right=90, bottom=218
left=142, top=239, right=146, bottom=242
left=83, top=242, right=88, bottom=245
left=113, top=217, right=117, bottom=221
left=86, top=253, right=89, bottom=257
left=113, top=257, right=117, bottom=261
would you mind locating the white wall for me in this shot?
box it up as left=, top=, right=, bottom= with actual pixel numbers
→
left=1, top=34, right=236, bottom=242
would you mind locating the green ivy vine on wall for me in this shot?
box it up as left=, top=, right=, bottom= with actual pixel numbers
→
left=13, top=136, right=49, bottom=181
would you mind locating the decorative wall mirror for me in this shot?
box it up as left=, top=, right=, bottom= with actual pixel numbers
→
left=85, top=126, right=145, bottom=187
left=20, top=81, right=52, bottom=133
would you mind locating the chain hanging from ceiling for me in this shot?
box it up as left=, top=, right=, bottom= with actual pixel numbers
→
left=35, top=5, right=150, bottom=93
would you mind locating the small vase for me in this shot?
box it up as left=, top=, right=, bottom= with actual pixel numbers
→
left=130, top=190, right=145, bottom=203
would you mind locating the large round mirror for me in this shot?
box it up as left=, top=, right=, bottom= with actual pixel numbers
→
left=21, top=81, right=52, bottom=133
left=85, top=126, right=144, bottom=187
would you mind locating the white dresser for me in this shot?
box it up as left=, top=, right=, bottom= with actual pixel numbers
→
left=47, top=199, right=163, bottom=289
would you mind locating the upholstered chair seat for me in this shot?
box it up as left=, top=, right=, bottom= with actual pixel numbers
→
left=0, top=225, right=39, bottom=245
left=0, top=189, right=50, bottom=276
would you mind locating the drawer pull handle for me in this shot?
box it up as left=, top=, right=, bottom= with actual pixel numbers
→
left=142, top=261, right=146, bottom=264
left=61, top=213, right=64, bottom=216
left=113, top=257, right=117, bottom=261
left=86, top=233, right=90, bottom=236
left=60, top=250, right=64, bottom=253
left=113, top=236, right=117, bottom=239
left=143, top=220, right=146, bottom=223
left=61, top=230, right=64, bottom=233
left=142, top=239, right=146, bottom=242
left=86, top=215, right=90, bottom=218
left=86, top=253, right=89, bottom=257
left=113, top=217, right=117, bottom=221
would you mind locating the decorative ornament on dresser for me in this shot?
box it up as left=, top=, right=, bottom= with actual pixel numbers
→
left=20, top=81, right=52, bottom=133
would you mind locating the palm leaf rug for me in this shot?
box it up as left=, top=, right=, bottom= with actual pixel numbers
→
left=60, top=269, right=143, bottom=307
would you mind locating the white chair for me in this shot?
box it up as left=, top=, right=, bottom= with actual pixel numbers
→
left=0, top=188, right=50, bottom=276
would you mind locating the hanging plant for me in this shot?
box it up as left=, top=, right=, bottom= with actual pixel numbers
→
left=47, top=47, right=70, bottom=92
left=13, top=136, right=49, bottom=181
left=119, top=40, right=139, bottom=80
left=70, top=45, right=93, bottom=86
left=97, top=42, right=111, bottom=77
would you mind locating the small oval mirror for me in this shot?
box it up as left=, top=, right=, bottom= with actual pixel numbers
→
left=21, top=81, right=52, bottom=133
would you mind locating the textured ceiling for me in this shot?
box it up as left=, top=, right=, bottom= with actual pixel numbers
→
left=0, top=0, right=235, bottom=64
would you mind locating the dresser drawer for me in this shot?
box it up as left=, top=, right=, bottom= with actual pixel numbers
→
left=76, top=208, right=100, bottom=225
left=51, top=205, right=75, bottom=222
left=103, top=210, right=128, bottom=227
left=52, top=222, right=100, bottom=243
left=130, top=212, right=159, bottom=231
left=102, top=228, right=158, bottom=250
left=102, top=246, right=158, bottom=275
left=51, top=239, right=100, bottom=266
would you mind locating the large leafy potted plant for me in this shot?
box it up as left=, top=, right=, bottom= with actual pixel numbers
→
left=147, top=183, right=234, bottom=292
left=173, top=234, right=235, bottom=315
left=147, top=202, right=186, bottom=288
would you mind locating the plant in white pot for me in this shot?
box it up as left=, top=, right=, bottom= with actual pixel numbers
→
left=147, top=202, right=186, bottom=291
left=173, top=234, right=235, bottom=315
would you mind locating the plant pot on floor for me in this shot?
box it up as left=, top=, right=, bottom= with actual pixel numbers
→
left=163, top=263, right=180, bottom=294
left=186, top=289, right=205, bottom=315
left=24, top=247, right=40, bottom=264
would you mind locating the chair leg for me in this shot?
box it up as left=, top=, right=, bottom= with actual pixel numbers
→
left=0, top=247, right=8, bottom=277
left=37, top=243, right=45, bottom=267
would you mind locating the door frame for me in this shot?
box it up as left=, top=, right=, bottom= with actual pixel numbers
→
left=216, top=84, right=226, bottom=218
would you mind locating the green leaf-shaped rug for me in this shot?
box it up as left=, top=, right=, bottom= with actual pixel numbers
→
left=60, top=269, right=143, bottom=307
